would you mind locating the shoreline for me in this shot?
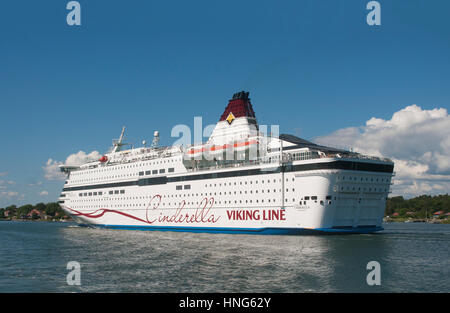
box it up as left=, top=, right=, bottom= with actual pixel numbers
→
left=0, top=218, right=71, bottom=223
left=384, top=217, right=450, bottom=224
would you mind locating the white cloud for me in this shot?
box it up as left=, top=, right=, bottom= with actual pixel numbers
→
left=43, top=159, right=66, bottom=181
left=43, top=151, right=102, bottom=181
left=29, top=181, right=43, bottom=187
left=0, top=190, right=19, bottom=199
left=314, top=104, right=450, bottom=198
left=39, top=190, right=49, bottom=196
left=0, top=180, right=20, bottom=200
left=65, top=151, right=102, bottom=166
left=0, top=180, right=13, bottom=188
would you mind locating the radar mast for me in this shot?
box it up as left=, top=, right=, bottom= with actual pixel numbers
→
left=111, top=126, right=129, bottom=153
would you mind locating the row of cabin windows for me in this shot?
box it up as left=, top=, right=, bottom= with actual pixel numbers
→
left=76, top=199, right=281, bottom=208
left=172, top=189, right=284, bottom=195
left=74, top=194, right=369, bottom=207
left=159, top=199, right=283, bottom=206
left=75, top=193, right=331, bottom=203
left=73, top=158, right=181, bottom=175
left=165, top=190, right=277, bottom=197
left=75, top=197, right=311, bottom=209
left=79, top=191, right=103, bottom=197
left=340, top=186, right=388, bottom=192
left=75, top=186, right=298, bottom=200
left=70, top=166, right=177, bottom=184
left=340, top=176, right=388, bottom=182
left=71, top=173, right=138, bottom=184
left=78, top=189, right=125, bottom=197
left=72, top=158, right=180, bottom=178
left=203, top=178, right=291, bottom=188
left=74, top=195, right=155, bottom=203
left=139, top=168, right=174, bottom=176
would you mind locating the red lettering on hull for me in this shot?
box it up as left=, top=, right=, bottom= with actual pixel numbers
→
left=66, top=195, right=220, bottom=225
left=226, top=209, right=286, bottom=221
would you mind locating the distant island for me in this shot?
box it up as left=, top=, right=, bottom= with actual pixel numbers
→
left=385, top=194, right=450, bottom=223
left=0, top=194, right=449, bottom=223
left=0, top=202, right=70, bottom=222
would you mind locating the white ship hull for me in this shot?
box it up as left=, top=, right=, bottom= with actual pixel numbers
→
left=60, top=157, right=392, bottom=234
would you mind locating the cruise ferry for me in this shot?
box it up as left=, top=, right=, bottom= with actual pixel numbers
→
left=58, top=91, right=394, bottom=234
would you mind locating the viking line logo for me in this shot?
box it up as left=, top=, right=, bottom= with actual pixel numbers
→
left=226, top=112, right=235, bottom=125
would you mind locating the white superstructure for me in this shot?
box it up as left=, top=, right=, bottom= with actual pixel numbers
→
left=59, top=91, right=394, bottom=234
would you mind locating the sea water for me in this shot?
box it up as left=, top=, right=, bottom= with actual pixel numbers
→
left=0, top=221, right=448, bottom=292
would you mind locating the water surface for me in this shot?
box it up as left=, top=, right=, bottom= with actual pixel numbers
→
left=0, top=221, right=448, bottom=292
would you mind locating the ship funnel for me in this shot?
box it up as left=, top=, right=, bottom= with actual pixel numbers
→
left=207, top=91, right=259, bottom=145
left=219, top=91, right=256, bottom=123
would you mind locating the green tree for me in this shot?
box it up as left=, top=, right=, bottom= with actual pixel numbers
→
left=385, top=194, right=450, bottom=217
left=34, top=202, right=46, bottom=212
left=45, top=202, right=60, bottom=217
left=17, top=204, right=33, bottom=218
left=5, top=205, right=17, bottom=216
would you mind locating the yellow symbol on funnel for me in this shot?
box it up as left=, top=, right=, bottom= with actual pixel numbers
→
left=226, top=112, right=235, bottom=125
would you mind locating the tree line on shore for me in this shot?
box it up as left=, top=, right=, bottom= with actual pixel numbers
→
left=386, top=194, right=449, bottom=219
left=0, top=202, right=70, bottom=221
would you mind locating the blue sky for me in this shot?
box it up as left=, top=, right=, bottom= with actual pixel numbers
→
left=1, top=0, right=449, bottom=206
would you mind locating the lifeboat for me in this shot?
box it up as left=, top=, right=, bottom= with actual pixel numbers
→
left=186, top=139, right=258, bottom=156
left=99, top=156, right=108, bottom=163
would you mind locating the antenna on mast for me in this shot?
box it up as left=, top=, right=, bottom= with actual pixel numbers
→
left=111, top=126, right=129, bottom=153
